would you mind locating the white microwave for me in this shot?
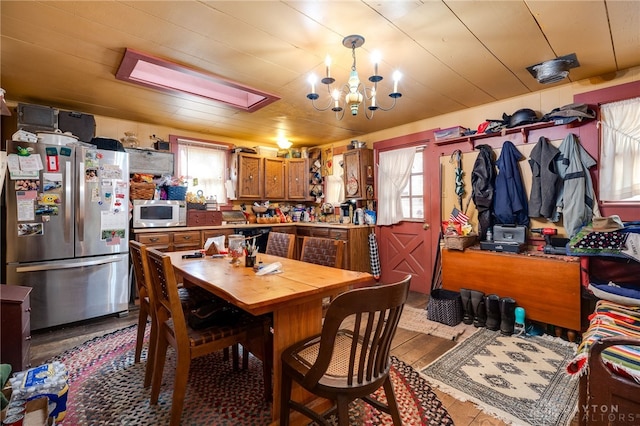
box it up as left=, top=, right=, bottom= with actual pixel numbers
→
left=132, top=199, right=187, bottom=228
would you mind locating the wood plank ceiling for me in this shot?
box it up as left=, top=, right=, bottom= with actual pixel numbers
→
left=1, top=1, right=638, bottom=146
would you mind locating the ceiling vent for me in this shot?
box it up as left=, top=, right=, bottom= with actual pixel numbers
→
left=526, top=53, right=580, bottom=84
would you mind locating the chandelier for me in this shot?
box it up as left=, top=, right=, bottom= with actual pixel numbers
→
left=306, top=35, right=402, bottom=120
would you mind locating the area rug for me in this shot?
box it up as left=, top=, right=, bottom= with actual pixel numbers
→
left=421, top=327, right=579, bottom=426
left=399, top=305, right=478, bottom=342
left=48, top=324, right=454, bottom=425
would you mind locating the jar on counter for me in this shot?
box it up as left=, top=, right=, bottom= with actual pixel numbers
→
left=228, top=234, right=245, bottom=266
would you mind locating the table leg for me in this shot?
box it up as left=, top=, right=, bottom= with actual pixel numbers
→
left=271, top=299, right=323, bottom=422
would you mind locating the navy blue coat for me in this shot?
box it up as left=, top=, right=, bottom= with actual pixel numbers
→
left=494, top=141, right=530, bottom=227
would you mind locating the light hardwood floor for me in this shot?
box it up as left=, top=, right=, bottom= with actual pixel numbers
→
left=30, top=291, right=508, bottom=426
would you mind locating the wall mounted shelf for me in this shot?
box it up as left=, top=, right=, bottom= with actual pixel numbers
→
left=433, top=121, right=560, bottom=147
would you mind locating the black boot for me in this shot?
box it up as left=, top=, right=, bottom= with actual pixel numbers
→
left=485, top=294, right=501, bottom=331
left=500, top=298, right=516, bottom=335
left=460, top=288, right=474, bottom=325
left=470, top=290, right=486, bottom=328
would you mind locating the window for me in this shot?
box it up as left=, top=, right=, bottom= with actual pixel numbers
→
left=174, top=138, right=228, bottom=203
left=599, top=96, right=640, bottom=202
left=401, top=151, right=424, bottom=220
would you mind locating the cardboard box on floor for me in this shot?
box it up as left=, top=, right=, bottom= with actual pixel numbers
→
left=1, top=385, right=51, bottom=426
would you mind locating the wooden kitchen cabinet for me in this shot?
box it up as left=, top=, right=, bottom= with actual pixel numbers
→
left=264, top=157, right=286, bottom=199
left=172, top=231, right=202, bottom=251
left=287, top=158, right=308, bottom=200
left=342, top=148, right=374, bottom=200
left=442, top=248, right=581, bottom=331
left=233, top=154, right=310, bottom=201
left=135, top=230, right=200, bottom=251
left=137, top=232, right=171, bottom=251
left=125, top=148, right=174, bottom=175
left=237, top=153, right=263, bottom=199
left=1, top=285, right=32, bottom=371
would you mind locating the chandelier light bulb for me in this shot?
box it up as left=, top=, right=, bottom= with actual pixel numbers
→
left=331, top=88, right=342, bottom=112
left=305, top=34, right=402, bottom=120
left=391, top=70, right=402, bottom=96
left=371, top=51, right=381, bottom=77
left=308, top=74, right=317, bottom=94
left=322, top=55, right=335, bottom=85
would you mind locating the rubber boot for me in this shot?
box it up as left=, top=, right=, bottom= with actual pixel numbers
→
left=470, top=290, right=486, bottom=328
left=500, top=298, right=516, bottom=335
left=484, top=294, right=501, bottom=331
left=460, top=288, right=474, bottom=325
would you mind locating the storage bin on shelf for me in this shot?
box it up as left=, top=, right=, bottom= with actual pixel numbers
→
left=444, top=234, right=477, bottom=250
left=166, top=185, right=187, bottom=201
left=129, top=181, right=156, bottom=200
left=434, top=126, right=466, bottom=141
left=187, top=202, right=206, bottom=210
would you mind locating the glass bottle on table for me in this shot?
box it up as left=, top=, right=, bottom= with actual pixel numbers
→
left=228, top=234, right=245, bottom=266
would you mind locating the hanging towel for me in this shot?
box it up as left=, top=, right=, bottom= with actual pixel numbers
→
left=368, top=232, right=381, bottom=280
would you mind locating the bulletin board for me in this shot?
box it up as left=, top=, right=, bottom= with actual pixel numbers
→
left=439, top=138, right=567, bottom=237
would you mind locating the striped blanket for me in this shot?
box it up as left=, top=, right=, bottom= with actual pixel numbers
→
left=566, top=300, right=640, bottom=383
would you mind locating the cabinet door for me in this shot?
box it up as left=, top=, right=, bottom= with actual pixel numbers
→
left=343, top=150, right=364, bottom=199
left=287, top=158, right=307, bottom=200
left=125, top=148, right=174, bottom=175
left=343, top=149, right=373, bottom=200
left=264, top=157, right=286, bottom=199
left=238, top=154, right=263, bottom=199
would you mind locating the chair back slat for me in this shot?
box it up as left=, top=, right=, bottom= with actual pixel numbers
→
left=303, top=275, right=411, bottom=388
left=300, top=236, right=345, bottom=268
left=265, top=232, right=296, bottom=258
left=145, top=248, right=189, bottom=346
left=129, top=240, right=151, bottom=301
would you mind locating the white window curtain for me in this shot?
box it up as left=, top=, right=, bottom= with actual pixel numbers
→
left=600, top=97, right=640, bottom=201
left=377, top=147, right=416, bottom=225
left=176, top=140, right=228, bottom=203
left=324, top=154, right=345, bottom=206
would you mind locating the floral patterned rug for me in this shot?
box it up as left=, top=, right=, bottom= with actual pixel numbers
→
left=50, top=324, right=453, bottom=425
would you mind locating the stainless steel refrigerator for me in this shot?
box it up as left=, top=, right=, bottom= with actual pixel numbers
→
left=5, top=139, right=130, bottom=330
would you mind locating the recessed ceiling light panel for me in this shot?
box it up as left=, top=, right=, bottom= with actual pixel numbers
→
left=116, top=48, right=280, bottom=112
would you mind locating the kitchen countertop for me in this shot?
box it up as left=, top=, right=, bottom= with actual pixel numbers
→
left=131, top=221, right=374, bottom=233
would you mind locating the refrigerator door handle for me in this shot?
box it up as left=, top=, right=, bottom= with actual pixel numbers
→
left=78, top=160, right=85, bottom=241
left=15, top=255, right=124, bottom=273
left=65, top=160, right=72, bottom=243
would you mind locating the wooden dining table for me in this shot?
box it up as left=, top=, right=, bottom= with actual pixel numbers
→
left=166, top=250, right=374, bottom=423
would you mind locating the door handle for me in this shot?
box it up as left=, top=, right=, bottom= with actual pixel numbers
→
left=423, top=223, right=430, bottom=230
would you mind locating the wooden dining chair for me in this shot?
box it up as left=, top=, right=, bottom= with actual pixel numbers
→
left=129, top=240, right=156, bottom=388
left=144, top=247, right=273, bottom=426
left=279, top=275, right=411, bottom=426
left=300, top=236, right=347, bottom=310
left=130, top=241, right=221, bottom=387
left=265, top=231, right=296, bottom=258
left=299, top=236, right=345, bottom=268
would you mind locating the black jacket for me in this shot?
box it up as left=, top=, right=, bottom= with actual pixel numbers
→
left=471, top=144, right=496, bottom=239
left=528, top=136, right=560, bottom=219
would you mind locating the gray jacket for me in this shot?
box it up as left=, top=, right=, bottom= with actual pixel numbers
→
left=554, top=133, right=601, bottom=237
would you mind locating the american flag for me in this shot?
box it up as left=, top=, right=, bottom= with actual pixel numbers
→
left=449, top=207, right=469, bottom=224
